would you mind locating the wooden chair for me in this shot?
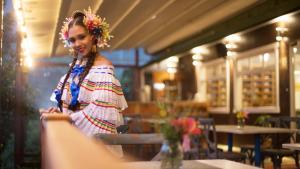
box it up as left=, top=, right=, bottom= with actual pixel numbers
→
left=260, top=117, right=300, bottom=169
left=240, top=117, right=280, bottom=164
left=198, top=118, right=246, bottom=162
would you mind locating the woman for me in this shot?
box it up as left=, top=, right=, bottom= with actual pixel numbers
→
left=44, top=8, right=127, bottom=145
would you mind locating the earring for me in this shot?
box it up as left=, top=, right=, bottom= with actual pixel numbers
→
left=92, top=45, right=97, bottom=53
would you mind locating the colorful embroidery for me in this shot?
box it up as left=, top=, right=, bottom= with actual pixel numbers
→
left=81, top=80, right=123, bottom=95
left=83, top=111, right=116, bottom=133
left=92, top=100, right=121, bottom=111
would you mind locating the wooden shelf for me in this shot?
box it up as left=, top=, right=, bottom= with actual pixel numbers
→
left=241, top=71, right=276, bottom=107
left=207, top=78, right=227, bottom=108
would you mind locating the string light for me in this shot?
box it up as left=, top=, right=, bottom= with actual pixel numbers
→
left=274, top=14, right=293, bottom=42
left=275, top=26, right=288, bottom=42
left=224, top=34, right=242, bottom=59
left=166, top=56, right=179, bottom=75
left=13, top=0, right=34, bottom=70
left=192, top=53, right=203, bottom=67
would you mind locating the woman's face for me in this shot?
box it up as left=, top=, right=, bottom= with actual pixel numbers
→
left=68, top=25, right=94, bottom=57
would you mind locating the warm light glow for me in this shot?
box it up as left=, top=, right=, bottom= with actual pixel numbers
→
left=21, top=38, right=29, bottom=49
left=225, top=43, right=237, bottom=49
left=164, top=56, right=179, bottom=75
left=293, top=47, right=298, bottom=53
left=153, top=83, right=165, bottom=91
left=23, top=49, right=29, bottom=57
left=167, top=56, right=179, bottom=63
left=263, top=53, right=270, bottom=62
left=167, top=62, right=177, bottom=68
left=227, top=51, right=237, bottom=57
left=191, top=47, right=202, bottom=54
left=224, top=34, right=242, bottom=43
left=167, top=67, right=177, bottom=74
left=16, top=10, right=24, bottom=26
left=295, top=70, right=300, bottom=75
left=191, top=46, right=209, bottom=55
left=21, top=25, right=27, bottom=33
left=274, top=14, right=294, bottom=24
left=276, top=36, right=289, bottom=42
left=13, top=0, right=21, bottom=10
left=24, top=56, right=33, bottom=68
left=275, top=27, right=288, bottom=32
left=283, top=37, right=289, bottom=41
left=21, top=38, right=32, bottom=50
left=192, top=54, right=203, bottom=60
left=192, top=61, right=202, bottom=66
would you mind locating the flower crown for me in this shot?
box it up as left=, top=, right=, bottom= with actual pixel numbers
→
left=60, top=7, right=113, bottom=48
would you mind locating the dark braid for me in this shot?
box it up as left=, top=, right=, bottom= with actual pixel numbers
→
left=68, top=50, right=97, bottom=110
left=58, top=57, right=77, bottom=111
left=61, top=10, right=98, bottom=111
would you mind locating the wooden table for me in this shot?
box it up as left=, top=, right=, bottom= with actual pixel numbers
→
left=215, top=125, right=294, bottom=167
left=282, top=143, right=300, bottom=151
left=124, top=159, right=261, bottom=169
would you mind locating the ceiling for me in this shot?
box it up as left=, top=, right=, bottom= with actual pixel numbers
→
left=21, top=0, right=260, bottom=58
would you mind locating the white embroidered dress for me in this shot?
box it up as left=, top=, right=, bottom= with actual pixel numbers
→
left=50, top=64, right=128, bottom=136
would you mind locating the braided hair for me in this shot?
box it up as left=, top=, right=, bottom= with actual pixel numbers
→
left=58, top=11, right=98, bottom=111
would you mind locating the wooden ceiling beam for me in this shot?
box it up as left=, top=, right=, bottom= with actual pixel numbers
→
left=143, top=0, right=300, bottom=68
left=109, top=0, right=140, bottom=32
left=50, top=1, right=71, bottom=57
left=111, top=0, right=176, bottom=50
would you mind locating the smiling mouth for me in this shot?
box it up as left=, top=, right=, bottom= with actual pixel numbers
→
left=78, top=48, right=85, bottom=53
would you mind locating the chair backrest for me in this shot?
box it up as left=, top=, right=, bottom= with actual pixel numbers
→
left=124, top=114, right=144, bottom=133
left=265, top=117, right=281, bottom=127
left=280, top=116, right=300, bottom=129
left=280, top=116, right=300, bottom=142
left=198, top=118, right=218, bottom=158
left=265, top=117, right=296, bottom=148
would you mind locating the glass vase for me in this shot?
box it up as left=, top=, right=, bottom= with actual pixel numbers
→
left=160, top=141, right=183, bottom=169
left=237, top=118, right=245, bottom=129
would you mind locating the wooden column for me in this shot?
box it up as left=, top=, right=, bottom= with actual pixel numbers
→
left=134, top=49, right=141, bottom=101
left=228, top=59, right=235, bottom=124
left=279, top=41, right=291, bottom=116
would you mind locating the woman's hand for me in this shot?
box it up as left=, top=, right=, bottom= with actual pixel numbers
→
left=39, top=107, right=61, bottom=120
left=46, top=107, right=61, bottom=114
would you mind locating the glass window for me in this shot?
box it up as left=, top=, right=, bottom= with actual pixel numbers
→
left=263, top=52, right=275, bottom=68
left=237, top=58, right=249, bottom=73
left=250, top=55, right=263, bottom=70
left=206, top=61, right=227, bottom=108
left=235, top=49, right=277, bottom=110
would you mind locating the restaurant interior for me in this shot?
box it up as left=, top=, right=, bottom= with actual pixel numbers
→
left=2, top=0, right=300, bottom=169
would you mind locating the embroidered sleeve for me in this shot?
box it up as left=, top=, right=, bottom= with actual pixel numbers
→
left=69, top=73, right=128, bottom=136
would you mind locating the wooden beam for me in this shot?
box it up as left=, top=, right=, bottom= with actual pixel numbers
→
left=50, top=1, right=72, bottom=56
left=143, top=0, right=300, bottom=68
left=40, top=113, right=126, bottom=169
